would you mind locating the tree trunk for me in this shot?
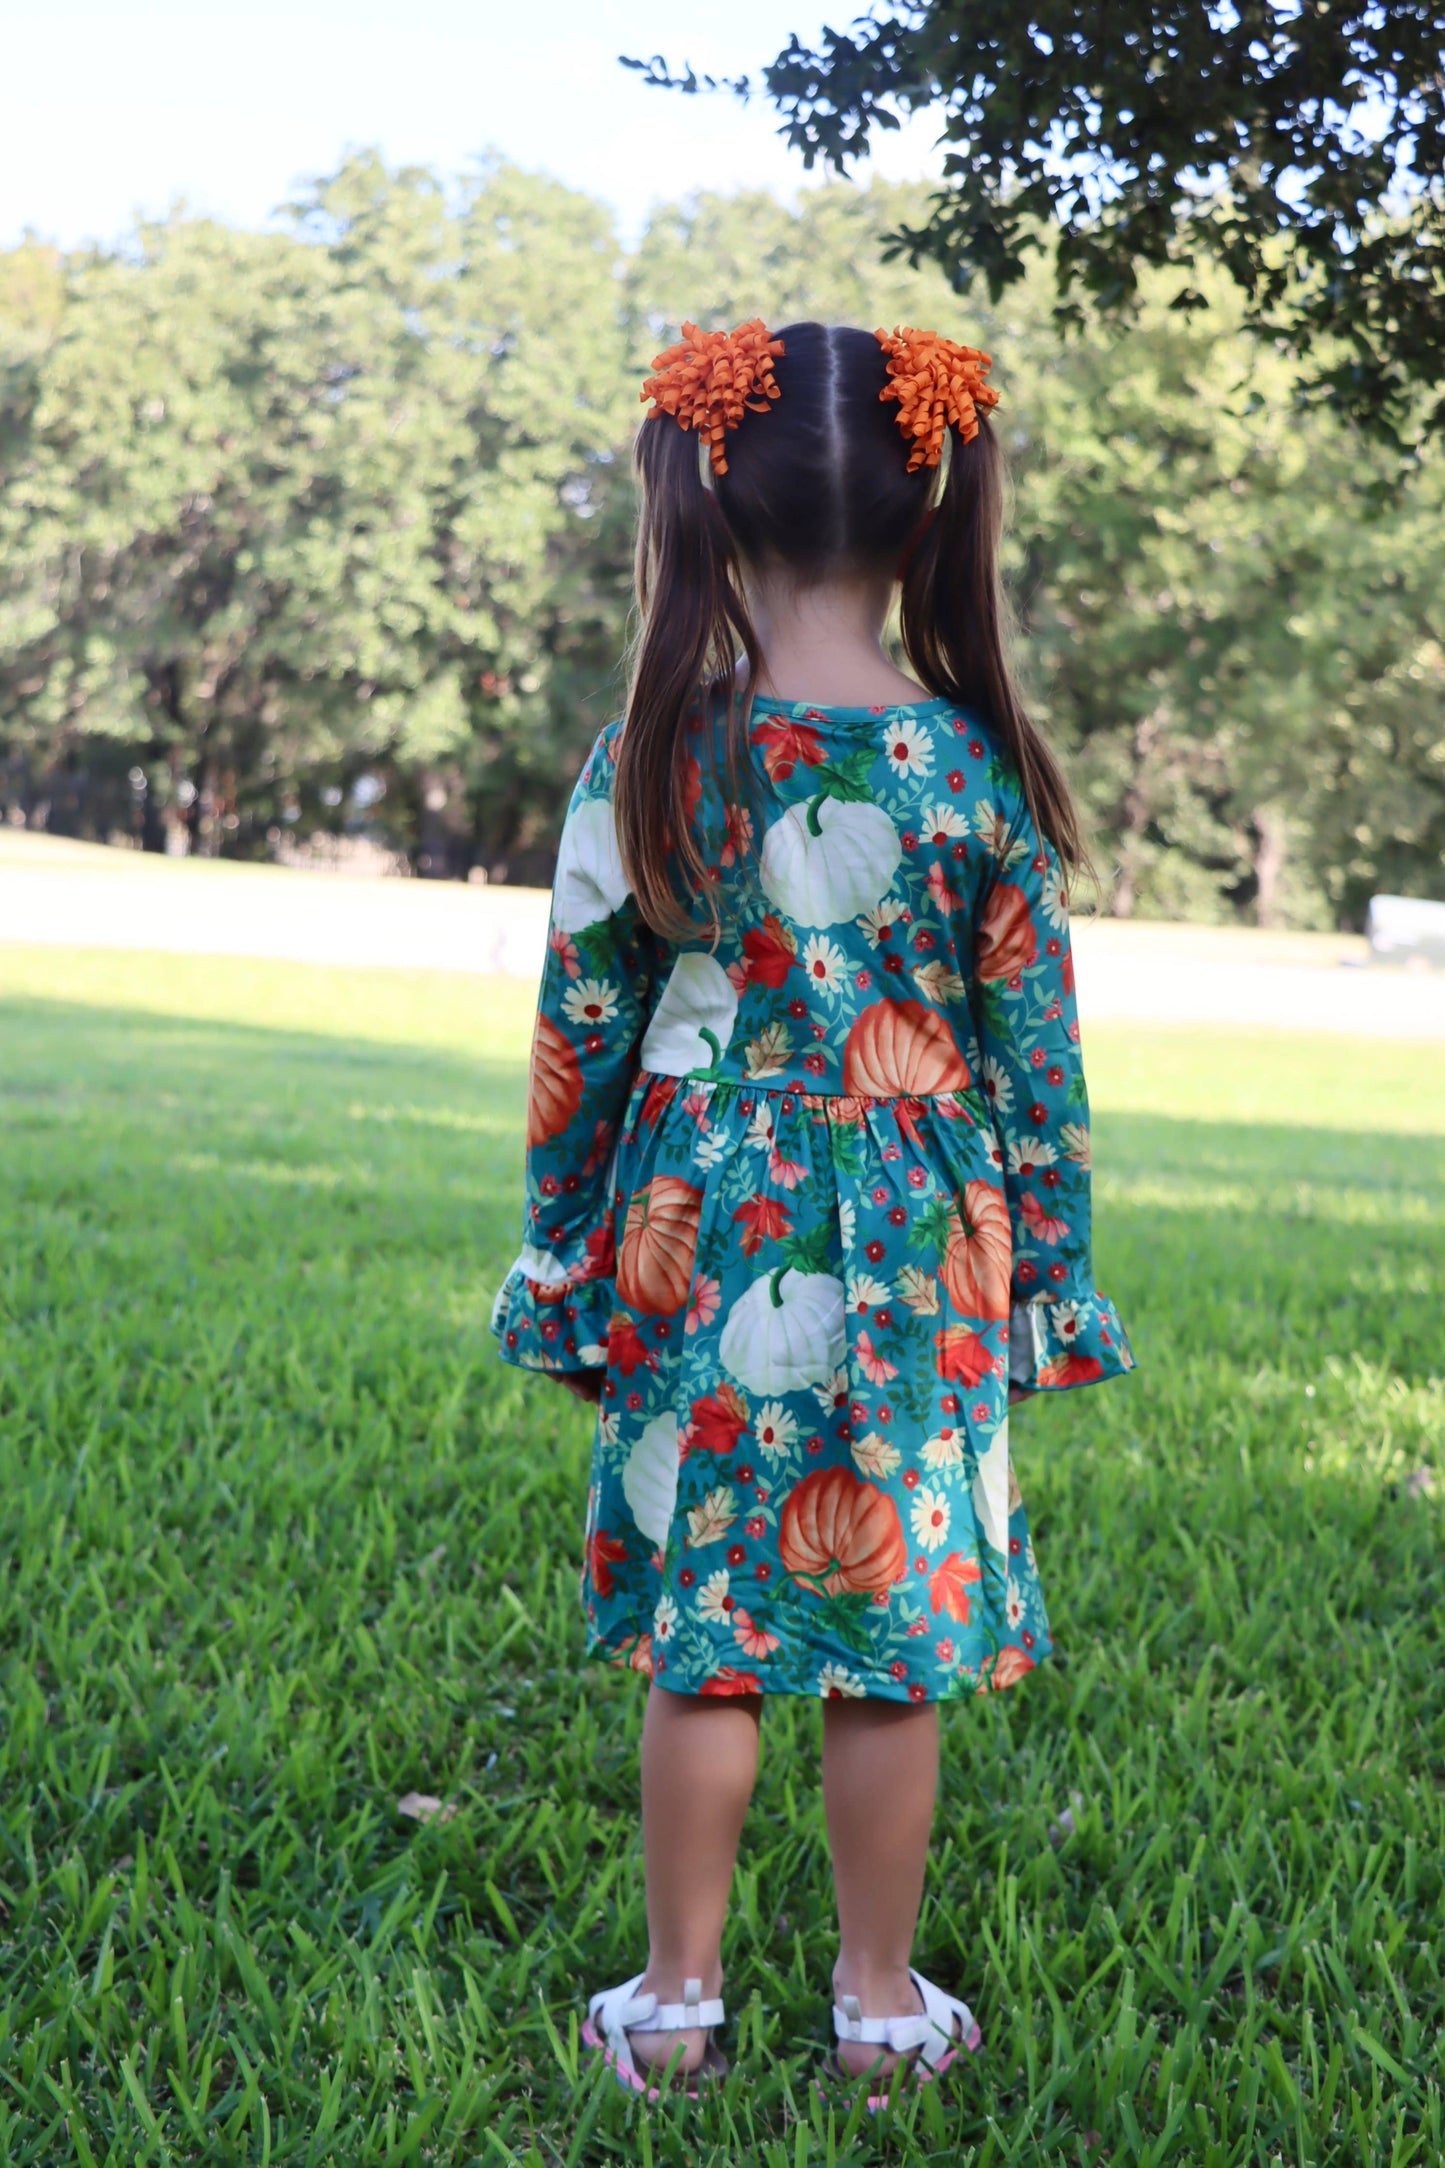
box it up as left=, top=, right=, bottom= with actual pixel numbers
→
left=1253, top=808, right=1287, bottom=929
left=1112, top=713, right=1159, bottom=919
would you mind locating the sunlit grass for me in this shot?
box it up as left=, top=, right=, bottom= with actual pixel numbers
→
left=1, top=946, right=1442, bottom=2165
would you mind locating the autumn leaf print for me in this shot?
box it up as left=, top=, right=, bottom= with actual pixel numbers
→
left=741, top=914, right=798, bottom=989
left=929, top=1550, right=983, bottom=1622
left=933, top=1325, right=1001, bottom=1384
left=687, top=1385, right=749, bottom=1454
left=732, top=1194, right=793, bottom=1257
left=687, top=1486, right=739, bottom=1547
left=744, top=1021, right=793, bottom=1079
left=750, top=713, right=825, bottom=782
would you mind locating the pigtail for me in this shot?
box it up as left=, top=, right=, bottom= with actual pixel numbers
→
left=617, top=415, right=761, bottom=942
left=900, top=417, right=1090, bottom=888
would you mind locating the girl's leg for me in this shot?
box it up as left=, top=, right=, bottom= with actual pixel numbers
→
left=629, top=1681, right=762, bottom=2073
left=822, top=1698, right=939, bottom=2078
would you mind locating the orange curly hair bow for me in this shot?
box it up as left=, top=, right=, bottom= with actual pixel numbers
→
left=640, top=319, right=786, bottom=475
left=875, top=327, right=999, bottom=472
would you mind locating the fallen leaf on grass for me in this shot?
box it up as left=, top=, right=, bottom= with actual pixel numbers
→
left=1049, top=1790, right=1085, bottom=1846
left=397, top=1792, right=457, bottom=1824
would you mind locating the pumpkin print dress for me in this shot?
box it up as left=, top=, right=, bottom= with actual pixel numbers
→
left=492, top=699, right=1135, bottom=1703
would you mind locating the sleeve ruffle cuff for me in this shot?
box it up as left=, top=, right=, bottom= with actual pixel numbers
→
left=490, top=1241, right=615, bottom=1374
left=1008, top=1289, right=1135, bottom=1393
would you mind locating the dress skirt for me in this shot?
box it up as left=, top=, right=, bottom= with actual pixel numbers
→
left=576, top=1071, right=1052, bottom=1702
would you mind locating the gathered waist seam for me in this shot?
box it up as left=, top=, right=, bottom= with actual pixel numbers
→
left=635, top=1068, right=985, bottom=1113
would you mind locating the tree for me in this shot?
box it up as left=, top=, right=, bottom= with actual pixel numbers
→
left=624, top=4, right=1445, bottom=442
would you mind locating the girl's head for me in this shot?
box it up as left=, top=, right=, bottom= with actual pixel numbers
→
left=617, top=319, right=1084, bottom=937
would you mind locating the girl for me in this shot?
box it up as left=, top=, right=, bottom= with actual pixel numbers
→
left=492, top=319, right=1134, bottom=2100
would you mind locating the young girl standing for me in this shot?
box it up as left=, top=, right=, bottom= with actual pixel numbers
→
left=492, top=319, right=1134, bottom=2099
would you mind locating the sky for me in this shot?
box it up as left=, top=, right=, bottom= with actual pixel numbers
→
left=0, top=0, right=948, bottom=251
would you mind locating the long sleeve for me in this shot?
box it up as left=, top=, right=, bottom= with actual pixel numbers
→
left=969, top=788, right=1135, bottom=1394
left=490, top=724, right=658, bottom=1375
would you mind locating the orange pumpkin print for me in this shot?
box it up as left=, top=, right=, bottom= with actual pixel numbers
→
left=778, top=1467, right=907, bottom=1596
left=842, top=1000, right=971, bottom=1098
left=940, top=1180, right=1012, bottom=1319
left=617, top=1175, right=704, bottom=1316
left=977, top=883, right=1037, bottom=981
left=527, top=1013, right=583, bottom=1147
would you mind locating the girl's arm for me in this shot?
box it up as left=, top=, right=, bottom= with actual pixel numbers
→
left=969, top=787, right=1135, bottom=1395
left=491, top=725, right=657, bottom=1384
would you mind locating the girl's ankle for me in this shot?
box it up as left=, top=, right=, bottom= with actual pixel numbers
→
left=831, top=1959, right=920, bottom=2014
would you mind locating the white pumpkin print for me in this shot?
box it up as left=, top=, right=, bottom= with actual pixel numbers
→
left=719, top=1267, right=846, bottom=1395
left=622, top=1411, right=680, bottom=1546
left=971, top=1417, right=1011, bottom=1556
left=552, top=799, right=630, bottom=933
left=759, top=796, right=902, bottom=927
left=638, top=953, right=738, bottom=1074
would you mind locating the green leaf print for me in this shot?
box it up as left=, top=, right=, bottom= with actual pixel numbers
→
left=811, top=749, right=877, bottom=803
left=906, top=1195, right=954, bottom=1259
left=829, top=1122, right=865, bottom=1178
left=782, top=1222, right=834, bottom=1276
left=1067, top=1071, right=1089, bottom=1107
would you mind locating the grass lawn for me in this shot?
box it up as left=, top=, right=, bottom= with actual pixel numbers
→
left=2, top=944, right=1442, bottom=2167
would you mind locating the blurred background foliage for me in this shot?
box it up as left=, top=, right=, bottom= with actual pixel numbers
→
left=0, top=153, right=1441, bottom=924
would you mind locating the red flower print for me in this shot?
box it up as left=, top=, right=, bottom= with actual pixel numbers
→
left=1030, top=1048, right=1046, bottom=1069
left=1017, top=1261, right=1038, bottom=1286
left=1022, top=1630, right=1035, bottom=1649
left=584, top=1032, right=604, bottom=1054
left=1009, top=1535, right=1022, bottom=1555
left=855, top=968, right=873, bottom=990
left=902, top=1469, right=920, bottom=1490
left=736, top=1463, right=755, bottom=1485
left=679, top=1567, right=696, bottom=1588
left=865, top=1239, right=885, bottom=1263
left=732, top=1194, right=794, bottom=1257
left=700, top=1667, right=764, bottom=1696
left=1046, top=938, right=1062, bottom=958
left=947, top=769, right=964, bottom=790
left=901, top=831, right=918, bottom=850
left=727, top=1543, right=747, bottom=1566
left=787, top=996, right=808, bottom=1019
left=968, top=738, right=984, bottom=757
left=1019, top=1191, right=1072, bottom=1247
left=1029, top=1102, right=1049, bottom=1126
left=908, top=1682, right=928, bottom=1702
left=1047, top=1065, right=1065, bottom=1087
left=1048, top=1262, right=1067, bottom=1283
left=890, top=1660, right=907, bottom=1681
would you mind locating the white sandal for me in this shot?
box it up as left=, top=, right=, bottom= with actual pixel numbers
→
left=582, top=1973, right=727, bottom=2099
left=827, top=1968, right=982, bottom=2107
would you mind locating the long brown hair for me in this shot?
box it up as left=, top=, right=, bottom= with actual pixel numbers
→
left=615, top=321, right=1085, bottom=938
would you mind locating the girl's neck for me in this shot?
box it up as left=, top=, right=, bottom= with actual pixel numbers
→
left=744, top=568, right=929, bottom=708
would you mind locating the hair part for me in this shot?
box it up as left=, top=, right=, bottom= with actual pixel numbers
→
left=617, top=321, right=1087, bottom=939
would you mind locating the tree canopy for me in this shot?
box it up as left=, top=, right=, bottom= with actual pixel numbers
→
left=624, top=3, right=1445, bottom=442
left=1, top=157, right=1442, bottom=925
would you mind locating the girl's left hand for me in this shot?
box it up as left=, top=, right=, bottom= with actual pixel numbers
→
left=557, top=1370, right=604, bottom=1405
